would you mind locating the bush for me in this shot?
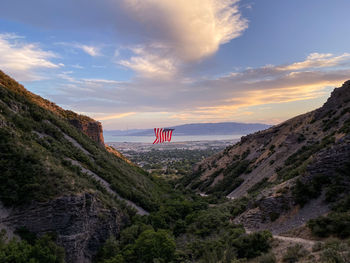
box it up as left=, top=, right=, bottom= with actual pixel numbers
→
left=320, top=239, right=350, bottom=263
left=308, top=212, right=350, bottom=238
left=133, top=229, right=176, bottom=263
left=282, top=244, right=308, bottom=263
left=0, top=230, right=65, bottom=263
left=231, top=231, right=272, bottom=259
left=258, top=252, right=276, bottom=263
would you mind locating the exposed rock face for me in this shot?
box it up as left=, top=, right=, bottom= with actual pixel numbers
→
left=0, top=194, right=126, bottom=263
left=306, top=135, right=350, bottom=179
left=69, top=119, right=105, bottom=145
left=188, top=81, right=350, bottom=233
left=234, top=194, right=330, bottom=234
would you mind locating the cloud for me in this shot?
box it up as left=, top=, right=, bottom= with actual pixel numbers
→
left=50, top=52, right=350, bottom=128
left=119, top=46, right=177, bottom=78
left=117, top=0, right=248, bottom=78
left=56, top=42, right=101, bottom=57
left=79, top=45, right=101, bottom=56
left=98, top=112, right=136, bottom=121
left=121, top=0, right=248, bottom=61
left=277, top=53, right=350, bottom=71
left=0, top=34, right=60, bottom=81
left=1, top=0, right=248, bottom=79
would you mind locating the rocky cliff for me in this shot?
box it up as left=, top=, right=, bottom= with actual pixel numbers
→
left=1, top=194, right=126, bottom=263
left=185, top=80, right=350, bottom=234
left=69, top=119, right=104, bottom=145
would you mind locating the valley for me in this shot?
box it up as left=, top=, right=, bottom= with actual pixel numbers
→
left=108, top=140, right=235, bottom=179
left=0, top=71, right=350, bottom=263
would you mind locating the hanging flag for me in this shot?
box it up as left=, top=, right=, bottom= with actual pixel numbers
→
left=153, top=128, right=174, bottom=144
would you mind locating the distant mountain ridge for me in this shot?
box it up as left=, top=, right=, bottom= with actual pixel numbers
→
left=105, top=122, right=271, bottom=136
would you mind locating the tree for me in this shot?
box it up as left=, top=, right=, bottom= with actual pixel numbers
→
left=134, top=229, right=176, bottom=263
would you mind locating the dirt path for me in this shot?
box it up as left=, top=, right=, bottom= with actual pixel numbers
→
left=246, top=228, right=318, bottom=249
left=272, top=235, right=316, bottom=249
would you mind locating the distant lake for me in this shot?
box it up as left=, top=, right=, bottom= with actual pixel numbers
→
left=104, top=134, right=244, bottom=143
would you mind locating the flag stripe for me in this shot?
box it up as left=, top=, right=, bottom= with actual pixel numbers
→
left=153, top=128, right=174, bottom=144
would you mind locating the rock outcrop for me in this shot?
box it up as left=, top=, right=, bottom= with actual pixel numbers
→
left=69, top=119, right=105, bottom=145
left=186, top=80, right=350, bottom=233
left=0, top=194, right=126, bottom=263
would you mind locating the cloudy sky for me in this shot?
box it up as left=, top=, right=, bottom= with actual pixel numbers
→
left=1, top=0, right=350, bottom=129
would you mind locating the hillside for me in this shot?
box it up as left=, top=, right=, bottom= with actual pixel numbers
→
left=105, top=122, right=270, bottom=137
left=0, top=70, right=162, bottom=262
left=0, top=71, right=279, bottom=263
left=183, top=81, right=350, bottom=234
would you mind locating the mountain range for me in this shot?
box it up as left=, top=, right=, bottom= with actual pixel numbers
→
left=105, top=122, right=271, bottom=137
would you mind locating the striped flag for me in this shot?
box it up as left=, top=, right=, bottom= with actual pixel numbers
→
left=153, top=128, right=174, bottom=144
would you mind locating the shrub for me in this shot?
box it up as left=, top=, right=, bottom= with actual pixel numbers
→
left=0, top=231, right=65, bottom=263
left=320, top=239, right=350, bottom=263
left=231, top=231, right=272, bottom=259
left=308, top=212, right=350, bottom=238
left=258, top=252, right=276, bottom=263
left=133, top=229, right=176, bottom=263
left=282, top=244, right=308, bottom=263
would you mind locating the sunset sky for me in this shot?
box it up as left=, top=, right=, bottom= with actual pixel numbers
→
left=1, top=0, right=350, bottom=129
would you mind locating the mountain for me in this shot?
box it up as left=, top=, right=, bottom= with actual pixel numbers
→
left=183, top=80, right=350, bottom=234
left=105, top=122, right=271, bottom=137
left=0, top=70, right=162, bottom=262
left=2, top=69, right=350, bottom=262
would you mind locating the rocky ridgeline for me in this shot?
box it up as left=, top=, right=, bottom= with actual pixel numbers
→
left=188, top=81, right=350, bottom=234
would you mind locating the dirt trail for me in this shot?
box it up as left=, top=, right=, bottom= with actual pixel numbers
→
left=272, top=235, right=316, bottom=249
left=246, top=228, right=317, bottom=249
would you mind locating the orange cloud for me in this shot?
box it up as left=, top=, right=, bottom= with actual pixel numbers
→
left=98, top=112, right=136, bottom=121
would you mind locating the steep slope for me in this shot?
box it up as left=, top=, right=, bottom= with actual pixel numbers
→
left=0, top=71, right=161, bottom=262
left=185, top=81, right=350, bottom=233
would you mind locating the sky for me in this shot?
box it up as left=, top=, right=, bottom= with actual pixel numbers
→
left=1, top=0, right=350, bottom=130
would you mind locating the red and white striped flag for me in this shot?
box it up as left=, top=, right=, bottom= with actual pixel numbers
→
left=153, top=128, right=174, bottom=144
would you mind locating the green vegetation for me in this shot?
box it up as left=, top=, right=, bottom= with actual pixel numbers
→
left=0, top=70, right=162, bottom=211
left=311, top=239, right=350, bottom=263
left=282, top=244, right=308, bottom=263
left=278, top=135, right=335, bottom=182
left=257, top=252, right=276, bottom=263
left=293, top=161, right=350, bottom=207
left=308, top=195, right=350, bottom=238
left=0, top=229, right=65, bottom=263
left=96, top=192, right=272, bottom=263
left=209, top=160, right=249, bottom=195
